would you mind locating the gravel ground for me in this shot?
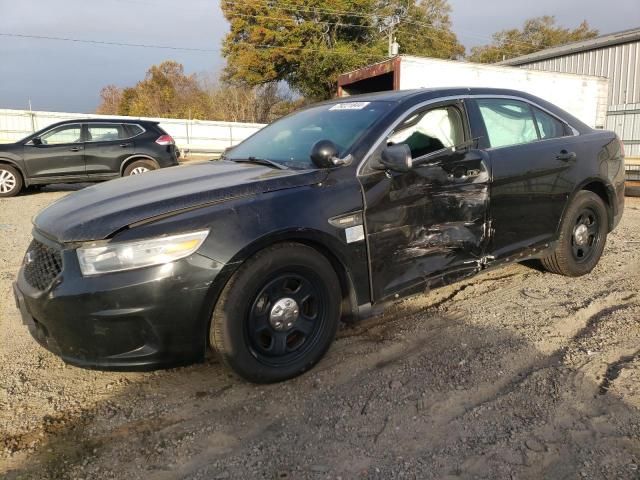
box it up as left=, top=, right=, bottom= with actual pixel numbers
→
left=1, top=185, right=639, bottom=479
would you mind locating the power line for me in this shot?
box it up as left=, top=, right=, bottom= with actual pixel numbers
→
left=0, top=31, right=387, bottom=60
left=0, top=32, right=219, bottom=53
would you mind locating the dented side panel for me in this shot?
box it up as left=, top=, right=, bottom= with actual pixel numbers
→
left=361, top=149, right=491, bottom=302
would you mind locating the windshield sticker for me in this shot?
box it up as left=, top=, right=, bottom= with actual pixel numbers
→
left=329, top=102, right=370, bottom=111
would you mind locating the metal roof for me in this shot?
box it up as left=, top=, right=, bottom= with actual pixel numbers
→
left=499, top=27, right=640, bottom=66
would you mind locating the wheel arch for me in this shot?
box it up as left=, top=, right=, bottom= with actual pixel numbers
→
left=229, top=230, right=359, bottom=323
left=199, top=229, right=361, bottom=356
left=572, top=177, right=616, bottom=231
left=0, top=158, right=27, bottom=186
left=555, top=178, right=615, bottom=238
left=120, top=155, right=160, bottom=176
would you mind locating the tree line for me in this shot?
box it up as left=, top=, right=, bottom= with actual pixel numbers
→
left=97, top=1, right=598, bottom=122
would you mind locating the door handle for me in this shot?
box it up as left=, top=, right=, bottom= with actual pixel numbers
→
left=120, top=143, right=131, bottom=148
left=556, top=150, right=576, bottom=162
left=69, top=146, right=82, bottom=152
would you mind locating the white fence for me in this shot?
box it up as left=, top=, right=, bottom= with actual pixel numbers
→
left=0, top=108, right=265, bottom=157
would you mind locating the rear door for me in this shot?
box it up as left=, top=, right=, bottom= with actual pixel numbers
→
left=23, top=123, right=86, bottom=179
left=360, top=100, right=491, bottom=301
left=84, top=123, right=133, bottom=177
left=468, top=97, right=579, bottom=259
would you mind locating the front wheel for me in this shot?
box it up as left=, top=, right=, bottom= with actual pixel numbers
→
left=541, top=190, right=608, bottom=276
left=0, top=165, right=23, bottom=197
left=210, top=243, right=341, bottom=383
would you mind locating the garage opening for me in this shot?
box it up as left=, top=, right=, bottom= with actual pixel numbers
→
left=340, top=71, right=395, bottom=96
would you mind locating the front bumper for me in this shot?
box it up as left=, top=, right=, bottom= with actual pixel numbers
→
left=14, top=240, right=224, bottom=371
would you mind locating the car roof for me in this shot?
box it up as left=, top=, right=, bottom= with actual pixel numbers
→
left=326, top=87, right=549, bottom=104
left=45, top=118, right=159, bottom=126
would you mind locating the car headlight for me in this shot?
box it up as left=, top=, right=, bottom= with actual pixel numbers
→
left=77, top=230, right=210, bottom=276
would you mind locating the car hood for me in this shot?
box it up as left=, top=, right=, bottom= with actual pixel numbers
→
left=35, top=160, right=328, bottom=243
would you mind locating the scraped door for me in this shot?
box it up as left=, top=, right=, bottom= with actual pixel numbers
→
left=360, top=101, right=490, bottom=302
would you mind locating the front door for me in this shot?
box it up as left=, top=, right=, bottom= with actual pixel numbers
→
left=359, top=100, right=491, bottom=302
left=23, top=123, right=86, bottom=179
left=84, top=123, right=133, bottom=177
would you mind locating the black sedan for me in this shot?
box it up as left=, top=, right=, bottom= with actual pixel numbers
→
left=0, top=119, right=180, bottom=197
left=13, top=88, right=625, bottom=383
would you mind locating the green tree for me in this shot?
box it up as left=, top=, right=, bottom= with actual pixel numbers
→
left=468, top=16, right=598, bottom=64
left=221, top=0, right=464, bottom=99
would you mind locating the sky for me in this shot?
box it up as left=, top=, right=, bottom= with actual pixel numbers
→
left=0, top=0, right=638, bottom=113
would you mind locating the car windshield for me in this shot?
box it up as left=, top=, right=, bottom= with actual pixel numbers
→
left=225, top=101, right=394, bottom=169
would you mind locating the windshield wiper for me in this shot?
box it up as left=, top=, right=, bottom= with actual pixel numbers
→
left=229, top=157, right=288, bottom=170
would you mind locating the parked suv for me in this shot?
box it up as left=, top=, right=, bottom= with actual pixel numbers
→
left=0, top=119, right=180, bottom=197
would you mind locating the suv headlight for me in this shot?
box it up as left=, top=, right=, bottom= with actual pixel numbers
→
left=77, top=230, right=209, bottom=276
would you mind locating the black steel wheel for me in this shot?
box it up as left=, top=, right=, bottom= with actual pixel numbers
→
left=210, top=243, right=341, bottom=383
left=571, top=207, right=601, bottom=264
left=541, top=190, right=608, bottom=277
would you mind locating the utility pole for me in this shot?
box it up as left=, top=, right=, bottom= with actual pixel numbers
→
left=379, top=5, right=407, bottom=57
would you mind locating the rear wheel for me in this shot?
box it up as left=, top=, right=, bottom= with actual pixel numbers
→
left=123, top=159, right=157, bottom=176
left=541, top=190, right=608, bottom=276
left=210, top=243, right=341, bottom=383
left=0, top=165, right=23, bottom=197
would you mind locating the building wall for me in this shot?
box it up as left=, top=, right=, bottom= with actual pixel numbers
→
left=513, top=40, right=640, bottom=160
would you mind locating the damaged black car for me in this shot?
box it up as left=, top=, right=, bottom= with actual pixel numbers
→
left=14, top=88, right=625, bottom=383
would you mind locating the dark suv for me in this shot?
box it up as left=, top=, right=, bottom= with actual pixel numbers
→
left=0, top=119, right=180, bottom=197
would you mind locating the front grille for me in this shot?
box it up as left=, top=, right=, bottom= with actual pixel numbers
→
left=23, top=240, right=63, bottom=290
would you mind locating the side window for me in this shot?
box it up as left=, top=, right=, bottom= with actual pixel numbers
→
left=40, top=124, right=82, bottom=145
left=477, top=99, right=538, bottom=148
left=388, top=106, right=465, bottom=159
left=126, top=124, right=144, bottom=137
left=533, top=108, right=568, bottom=140
left=87, top=124, right=125, bottom=142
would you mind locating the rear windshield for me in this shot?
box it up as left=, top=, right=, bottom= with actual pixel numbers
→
left=226, top=101, right=394, bottom=169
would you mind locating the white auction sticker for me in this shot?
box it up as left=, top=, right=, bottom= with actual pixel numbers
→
left=329, top=102, right=370, bottom=111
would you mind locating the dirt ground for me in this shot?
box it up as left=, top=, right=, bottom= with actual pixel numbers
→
left=1, top=185, right=639, bottom=480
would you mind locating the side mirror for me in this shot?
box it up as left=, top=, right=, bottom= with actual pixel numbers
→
left=310, top=140, right=340, bottom=168
left=31, top=137, right=42, bottom=146
left=378, top=144, right=413, bottom=173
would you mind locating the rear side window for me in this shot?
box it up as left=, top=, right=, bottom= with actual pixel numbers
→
left=125, top=124, right=144, bottom=137
left=88, top=124, right=126, bottom=142
left=477, top=99, right=538, bottom=148
left=533, top=108, right=568, bottom=139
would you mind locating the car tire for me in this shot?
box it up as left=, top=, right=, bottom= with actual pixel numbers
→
left=541, top=190, right=608, bottom=277
left=0, top=165, right=23, bottom=197
left=123, top=159, right=157, bottom=176
left=210, top=242, right=341, bottom=383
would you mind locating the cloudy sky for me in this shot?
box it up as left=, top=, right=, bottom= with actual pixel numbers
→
left=0, top=0, right=638, bottom=113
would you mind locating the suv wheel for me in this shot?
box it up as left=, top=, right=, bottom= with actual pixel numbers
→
left=123, top=159, right=157, bottom=176
left=210, top=243, right=341, bottom=383
left=0, top=165, right=23, bottom=197
left=541, top=190, right=608, bottom=276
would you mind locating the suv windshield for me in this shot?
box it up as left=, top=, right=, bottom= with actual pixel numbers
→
left=226, top=101, right=393, bottom=169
